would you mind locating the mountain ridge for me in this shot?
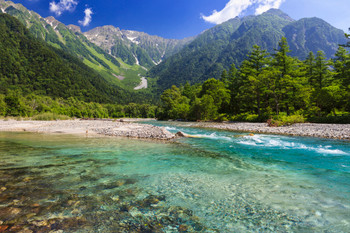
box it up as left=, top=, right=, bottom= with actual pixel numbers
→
left=0, top=13, right=125, bottom=103
left=0, top=1, right=347, bottom=95
left=84, top=25, right=194, bottom=69
left=0, top=0, right=183, bottom=91
left=149, top=9, right=347, bottom=92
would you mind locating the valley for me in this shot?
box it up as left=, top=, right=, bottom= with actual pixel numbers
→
left=0, top=0, right=350, bottom=232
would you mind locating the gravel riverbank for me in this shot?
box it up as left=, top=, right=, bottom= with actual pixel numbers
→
left=1, top=119, right=349, bottom=141
left=0, top=119, right=175, bottom=140
left=188, top=122, right=350, bottom=140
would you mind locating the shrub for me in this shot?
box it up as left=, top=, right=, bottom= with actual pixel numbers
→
left=215, top=114, right=228, bottom=122
left=308, top=115, right=350, bottom=124
left=245, top=114, right=259, bottom=122
left=32, top=113, right=70, bottom=121
left=230, top=113, right=262, bottom=122
left=268, top=114, right=305, bottom=127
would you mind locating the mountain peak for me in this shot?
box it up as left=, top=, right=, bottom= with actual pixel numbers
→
left=67, top=24, right=81, bottom=34
left=264, top=8, right=294, bottom=22
left=45, top=16, right=62, bottom=29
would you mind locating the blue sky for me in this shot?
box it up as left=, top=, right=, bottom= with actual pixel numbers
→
left=15, top=0, right=350, bottom=39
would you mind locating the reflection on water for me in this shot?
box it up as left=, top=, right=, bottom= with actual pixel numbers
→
left=0, top=125, right=349, bottom=232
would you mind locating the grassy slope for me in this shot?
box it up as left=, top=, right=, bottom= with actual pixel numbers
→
left=1, top=1, right=146, bottom=92
left=82, top=42, right=147, bottom=91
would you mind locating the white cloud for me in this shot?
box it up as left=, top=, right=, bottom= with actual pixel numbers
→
left=202, top=0, right=285, bottom=24
left=49, top=0, right=78, bottom=16
left=78, top=8, right=93, bottom=27
left=255, top=0, right=285, bottom=15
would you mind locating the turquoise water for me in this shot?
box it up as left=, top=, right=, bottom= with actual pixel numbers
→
left=0, top=121, right=349, bottom=232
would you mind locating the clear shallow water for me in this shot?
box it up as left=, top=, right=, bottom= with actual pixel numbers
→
left=0, top=122, right=349, bottom=232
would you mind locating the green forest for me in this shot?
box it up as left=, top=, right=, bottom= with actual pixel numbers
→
left=0, top=13, right=157, bottom=119
left=1, top=12, right=350, bottom=123
left=149, top=9, right=346, bottom=92
left=0, top=94, right=157, bottom=119
left=158, top=37, right=350, bottom=124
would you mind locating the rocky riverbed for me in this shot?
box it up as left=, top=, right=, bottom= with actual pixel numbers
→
left=0, top=156, right=207, bottom=232
left=0, top=119, right=175, bottom=140
left=1, top=119, right=349, bottom=140
left=180, top=122, right=350, bottom=140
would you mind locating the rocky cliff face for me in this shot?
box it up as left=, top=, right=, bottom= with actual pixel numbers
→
left=84, top=25, right=194, bottom=68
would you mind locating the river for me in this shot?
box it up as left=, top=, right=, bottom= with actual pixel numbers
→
left=0, top=121, right=349, bottom=232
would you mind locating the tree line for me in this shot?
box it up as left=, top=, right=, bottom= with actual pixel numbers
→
left=158, top=37, right=350, bottom=123
left=0, top=93, right=157, bottom=119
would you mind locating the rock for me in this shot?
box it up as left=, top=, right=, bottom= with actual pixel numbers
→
left=0, top=207, right=21, bottom=220
left=0, top=225, right=9, bottom=232
left=128, top=207, right=142, bottom=217
left=179, top=224, right=188, bottom=232
left=175, top=131, right=186, bottom=137
left=111, top=195, right=120, bottom=202
left=32, top=220, right=49, bottom=227
left=18, top=228, right=33, bottom=233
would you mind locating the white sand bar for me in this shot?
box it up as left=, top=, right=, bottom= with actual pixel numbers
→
left=0, top=119, right=174, bottom=140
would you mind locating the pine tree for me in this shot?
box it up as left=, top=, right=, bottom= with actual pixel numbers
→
left=269, top=37, right=307, bottom=116
left=314, top=51, right=332, bottom=89
left=304, top=51, right=316, bottom=85
left=226, top=64, right=241, bottom=115
left=340, top=28, right=350, bottom=47
left=240, top=45, right=270, bottom=116
left=333, top=46, right=350, bottom=87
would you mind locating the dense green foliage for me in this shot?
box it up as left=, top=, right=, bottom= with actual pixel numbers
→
left=2, top=4, right=122, bottom=71
left=0, top=1, right=152, bottom=91
left=149, top=9, right=346, bottom=92
left=0, top=13, right=155, bottom=105
left=158, top=38, right=350, bottom=123
left=0, top=93, right=157, bottom=119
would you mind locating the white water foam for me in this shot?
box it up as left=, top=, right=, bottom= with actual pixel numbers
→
left=316, top=148, right=348, bottom=155
left=237, top=135, right=348, bottom=156
left=165, top=126, right=177, bottom=131
left=237, top=141, right=257, bottom=146
left=192, top=132, right=232, bottom=141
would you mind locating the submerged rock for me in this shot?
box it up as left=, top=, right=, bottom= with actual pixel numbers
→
left=175, top=131, right=187, bottom=137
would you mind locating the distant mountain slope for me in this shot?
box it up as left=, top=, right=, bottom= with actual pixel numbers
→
left=282, top=17, right=345, bottom=59
left=149, top=9, right=347, bottom=91
left=84, top=26, right=193, bottom=69
left=0, top=0, right=147, bottom=90
left=0, top=13, right=127, bottom=103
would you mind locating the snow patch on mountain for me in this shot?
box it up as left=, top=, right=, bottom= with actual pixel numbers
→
left=132, top=54, right=140, bottom=65
left=127, top=36, right=139, bottom=45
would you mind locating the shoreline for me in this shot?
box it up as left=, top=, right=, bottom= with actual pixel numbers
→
left=0, top=119, right=175, bottom=140
left=185, top=121, right=350, bottom=140
left=0, top=119, right=349, bottom=141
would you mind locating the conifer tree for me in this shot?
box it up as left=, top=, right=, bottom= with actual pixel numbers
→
left=313, top=51, right=332, bottom=89
left=304, top=51, right=316, bottom=85
left=240, top=45, right=270, bottom=116
left=270, top=37, right=296, bottom=115
left=226, top=64, right=241, bottom=115
left=333, top=46, right=350, bottom=87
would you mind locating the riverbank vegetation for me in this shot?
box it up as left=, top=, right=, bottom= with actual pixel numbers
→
left=158, top=38, right=350, bottom=123
left=0, top=93, right=157, bottom=119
